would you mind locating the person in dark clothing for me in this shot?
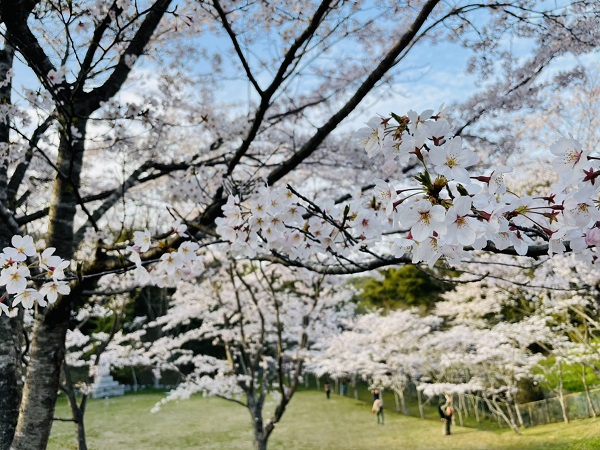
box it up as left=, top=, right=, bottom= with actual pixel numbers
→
left=439, top=398, right=454, bottom=435
left=325, top=383, right=331, bottom=399
left=371, top=389, right=380, bottom=401
left=341, top=382, right=347, bottom=396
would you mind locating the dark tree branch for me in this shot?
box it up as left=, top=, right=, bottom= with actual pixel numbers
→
left=82, top=0, right=172, bottom=114
left=225, top=0, right=335, bottom=176
left=7, top=114, right=55, bottom=206
left=212, top=0, right=262, bottom=95
left=266, top=0, right=441, bottom=185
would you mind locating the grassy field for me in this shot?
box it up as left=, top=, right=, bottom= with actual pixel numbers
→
left=48, top=391, right=600, bottom=449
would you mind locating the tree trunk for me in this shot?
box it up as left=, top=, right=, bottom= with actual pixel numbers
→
left=250, top=405, right=268, bottom=450
left=417, top=389, right=425, bottom=419
left=557, top=361, right=569, bottom=424
left=12, top=118, right=87, bottom=450
left=514, top=402, right=525, bottom=429
left=11, top=306, right=70, bottom=450
left=394, top=390, right=401, bottom=412
left=460, top=394, right=469, bottom=417
left=397, top=388, right=409, bottom=414
left=63, top=363, right=89, bottom=450
left=581, top=364, right=596, bottom=418
left=456, top=401, right=464, bottom=426
left=0, top=31, right=21, bottom=450
left=471, top=396, right=480, bottom=423
left=486, top=397, right=521, bottom=435
left=0, top=315, right=23, bottom=449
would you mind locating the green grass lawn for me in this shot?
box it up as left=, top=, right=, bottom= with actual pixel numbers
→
left=48, top=391, right=600, bottom=450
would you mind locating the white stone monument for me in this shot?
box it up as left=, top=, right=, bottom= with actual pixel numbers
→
left=90, top=356, right=125, bottom=398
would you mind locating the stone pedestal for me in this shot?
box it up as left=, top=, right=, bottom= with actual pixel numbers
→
left=91, top=374, right=125, bottom=399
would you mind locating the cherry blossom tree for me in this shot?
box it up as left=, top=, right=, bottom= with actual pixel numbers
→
left=144, top=259, right=354, bottom=450
left=0, top=1, right=598, bottom=448
left=311, top=308, right=441, bottom=415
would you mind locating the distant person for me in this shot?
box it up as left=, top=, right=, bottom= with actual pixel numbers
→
left=341, top=382, right=348, bottom=396
left=325, top=383, right=331, bottom=399
left=372, top=397, right=384, bottom=424
left=439, top=396, right=454, bottom=435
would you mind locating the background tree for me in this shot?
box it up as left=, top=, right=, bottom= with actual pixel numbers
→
left=0, top=1, right=598, bottom=448
left=145, top=260, right=355, bottom=450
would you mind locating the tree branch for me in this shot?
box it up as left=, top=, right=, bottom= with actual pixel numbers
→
left=266, top=0, right=441, bottom=185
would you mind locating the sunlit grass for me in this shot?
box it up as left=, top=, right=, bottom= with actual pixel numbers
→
left=48, top=391, right=600, bottom=449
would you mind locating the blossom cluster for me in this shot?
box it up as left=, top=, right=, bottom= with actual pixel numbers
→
left=126, top=222, right=204, bottom=287
left=0, top=235, right=71, bottom=316
left=216, top=106, right=600, bottom=266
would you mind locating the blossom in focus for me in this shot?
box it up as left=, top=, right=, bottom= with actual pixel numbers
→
left=0, top=264, right=30, bottom=294
left=429, top=137, right=477, bottom=184
left=40, top=280, right=71, bottom=304
left=402, top=199, right=447, bottom=241
left=12, top=288, right=45, bottom=309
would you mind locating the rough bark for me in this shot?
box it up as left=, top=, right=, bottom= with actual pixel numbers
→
left=1, top=2, right=172, bottom=446
left=0, top=33, right=23, bottom=450
left=11, top=302, right=70, bottom=450
left=0, top=316, right=23, bottom=450
left=11, top=117, right=87, bottom=449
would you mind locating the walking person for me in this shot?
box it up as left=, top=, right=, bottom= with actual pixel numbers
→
left=372, top=397, right=384, bottom=425
left=325, top=382, right=331, bottom=399
left=438, top=396, right=454, bottom=435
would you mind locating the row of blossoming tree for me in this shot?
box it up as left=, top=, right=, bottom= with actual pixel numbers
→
left=0, top=0, right=599, bottom=449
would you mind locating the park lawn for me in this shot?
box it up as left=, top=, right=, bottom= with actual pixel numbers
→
left=48, top=391, right=600, bottom=450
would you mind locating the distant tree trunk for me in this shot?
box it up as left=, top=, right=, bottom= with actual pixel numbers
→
left=557, top=361, right=569, bottom=424
left=514, top=402, right=525, bottom=429
left=131, top=367, right=139, bottom=392
left=581, top=364, right=596, bottom=418
left=460, top=394, right=469, bottom=417
left=396, top=388, right=409, bottom=414
left=417, top=389, right=425, bottom=419
left=456, top=401, right=464, bottom=426
left=471, top=396, right=481, bottom=423
left=63, top=363, right=88, bottom=450
left=485, top=397, right=521, bottom=435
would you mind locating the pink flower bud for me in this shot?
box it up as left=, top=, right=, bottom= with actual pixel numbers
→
left=585, top=228, right=600, bottom=246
